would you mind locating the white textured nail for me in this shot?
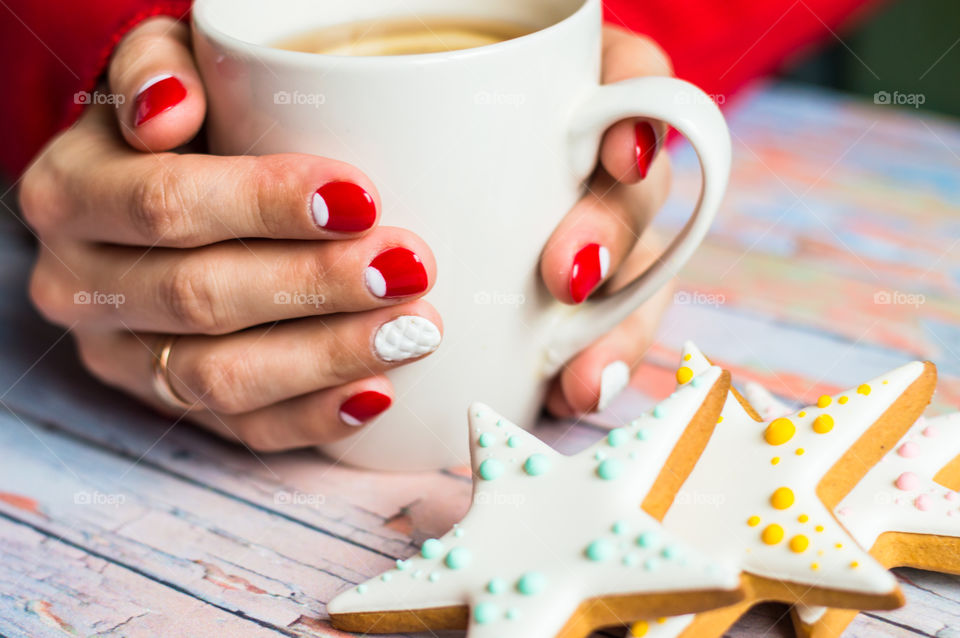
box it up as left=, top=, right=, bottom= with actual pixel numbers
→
left=598, top=245, right=611, bottom=279
left=311, top=192, right=330, bottom=227
left=374, top=315, right=441, bottom=362
left=597, top=360, right=630, bottom=411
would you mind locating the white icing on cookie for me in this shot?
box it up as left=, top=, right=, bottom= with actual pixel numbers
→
left=328, top=366, right=741, bottom=637
left=666, top=343, right=910, bottom=595
left=743, top=381, right=793, bottom=420
left=796, top=410, right=960, bottom=627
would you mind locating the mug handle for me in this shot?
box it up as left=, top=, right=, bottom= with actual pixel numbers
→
left=542, top=76, right=731, bottom=375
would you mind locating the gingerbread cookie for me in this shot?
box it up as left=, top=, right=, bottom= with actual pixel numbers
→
left=635, top=342, right=936, bottom=638
left=786, top=405, right=960, bottom=637
left=328, top=365, right=746, bottom=637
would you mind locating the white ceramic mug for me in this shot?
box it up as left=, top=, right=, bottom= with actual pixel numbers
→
left=192, top=0, right=730, bottom=470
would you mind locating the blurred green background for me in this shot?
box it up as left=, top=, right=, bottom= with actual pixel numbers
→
left=785, top=0, right=960, bottom=116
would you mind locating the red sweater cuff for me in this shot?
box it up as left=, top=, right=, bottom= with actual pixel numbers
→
left=0, top=0, right=191, bottom=178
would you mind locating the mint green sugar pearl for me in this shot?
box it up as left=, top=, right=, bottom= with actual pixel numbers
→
left=596, top=458, right=623, bottom=480
left=523, top=453, right=550, bottom=476
left=474, top=602, right=499, bottom=624
left=478, top=458, right=504, bottom=480
left=421, top=538, right=444, bottom=559
left=444, top=547, right=472, bottom=570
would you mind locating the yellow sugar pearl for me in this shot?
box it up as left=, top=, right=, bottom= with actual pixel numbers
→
left=657, top=618, right=667, bottom=624
left=835, top=543, right=843, bottom=549
left=813, top=414, right=834, bottom=434
left=762, top=524, right=785, bottom=545
left=789, top=535, right=809, bottom=553
left=771, top=457, right=780, bottom=465
left=683, top=353, right=692, bottom=362
left=815, top=525, right=824, bottom=532
left=882, top=380, right=889, bottom=385
left=838, top=396, right=849, bottom=405
left=718, top=415, right=724, bottom=424
left=798, top=514, right=809, bottom=523
left=630, top=620, right=649, bottom=637
left=765, top=418, right=796, bottom=446
left=770, top=487, right=795, bottom=510
left=676, top=366, right=694, bottom=384
left=810, top=562, right=820, bottom=570
left=857, top=384, right=871, bottom=396
left=795, top=448, right=805, bottom=456
left=747, top=515, right=761, bottom=527
left=816, top=395, right=832, bottom=408
left=850, top=561, right=859, bottom=568
left=797, top=411, right=807, bottom=417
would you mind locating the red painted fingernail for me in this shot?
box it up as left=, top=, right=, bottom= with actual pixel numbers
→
left=365, top=247, right=428, bottom=299
left=634, top=121, right=659, bottom=179
left=339, top=391, right=392, bottom=426
left=312, top=182, right=377, bottom=232
left=134, top=75, right=187, bottom=126
left=569, top=243, right=610, bottom=303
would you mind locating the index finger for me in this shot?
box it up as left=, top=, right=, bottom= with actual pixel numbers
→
left=31, top=108, right=380, bottom=247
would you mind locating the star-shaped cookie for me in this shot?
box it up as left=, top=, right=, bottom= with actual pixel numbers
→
left=328, top=365, right=746, bottom=637
left=635, top=342, right=936, bottom=638
left=783, top=405, right=960, bottom=637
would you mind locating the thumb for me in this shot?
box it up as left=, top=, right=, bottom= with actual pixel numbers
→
left=108, top=16, right=206, bottom=152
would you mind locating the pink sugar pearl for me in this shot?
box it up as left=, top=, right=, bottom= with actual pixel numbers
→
left=897, top=442, right=920, bottom=458
left=895, top=472, right=921, bottom=491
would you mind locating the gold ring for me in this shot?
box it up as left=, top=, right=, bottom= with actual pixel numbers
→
left=151, top=335, right=195, bottom=410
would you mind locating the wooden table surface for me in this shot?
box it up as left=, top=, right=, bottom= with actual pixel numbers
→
left=2, top=82, right=960, bottom=637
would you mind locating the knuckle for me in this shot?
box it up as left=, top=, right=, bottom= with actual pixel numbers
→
left=74, top=336, right=115, bottom=384
left=159, top=259, right=228, bottom=334
left=246, top=156, right=288, bottom=237
left=633, top=35, right=674, bottom=76
left=131, top=161, right=188, bottom=243
left=186, top=352, right=254, bottom=415
left=299, top=251, right=335, bottom=307
left=28, top=263, right=71, bottom=325
left=18, top=161, right=59, bottom=235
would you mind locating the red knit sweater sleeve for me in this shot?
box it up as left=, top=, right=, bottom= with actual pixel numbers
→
left=0, top=0, right=881, bottom=179
left=0, top=0, right=191, bottom=178
left=602, top=0, right=882, bottom=103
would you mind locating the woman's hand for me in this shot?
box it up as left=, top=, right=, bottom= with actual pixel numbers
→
left=540, top=25, right=676, bottom=417
left=19, top=17, right=441, bottom=451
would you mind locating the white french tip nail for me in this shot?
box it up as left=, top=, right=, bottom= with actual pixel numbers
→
left=597, top=360, right=630, bottom=411
left=598, top=245, right=611, bottom=279
left=135, top=73, right=175, bottom=96
left=339, top=410, right=364, bottom=427
left=311, top=191, right=330, bottom=228
left=364, top=266, right=387, bottom=298
left=374, top=315, right=442, bottom=362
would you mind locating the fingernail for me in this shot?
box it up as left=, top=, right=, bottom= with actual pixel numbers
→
left=339, top=391, right=392, bottom=426
left=134, top=75, right=187, bottom=126
left=365, top=247, right=428, bottom=299
left=634, top=121, right=659, bottom=179
left=374, top=315, right=441, bottom=362
left=312, top=182, right=377, bottom=232
left=569, top=243, right=610, bottom=303
left=597, top=360, right=630, bottom=411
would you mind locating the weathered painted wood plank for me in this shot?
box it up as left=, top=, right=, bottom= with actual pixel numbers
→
left=0, top=411, right=404, bottom=636
left=0, top=515, right=286, bottom=638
